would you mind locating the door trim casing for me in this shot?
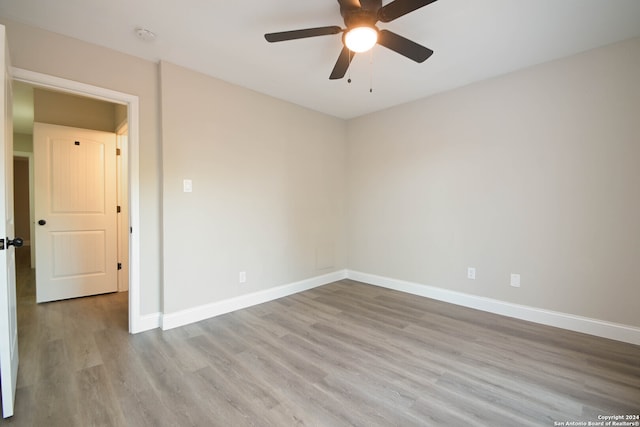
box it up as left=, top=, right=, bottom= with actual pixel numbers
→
left=12, top=67, right=144, bottom=333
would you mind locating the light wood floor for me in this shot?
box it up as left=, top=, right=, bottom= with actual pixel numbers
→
left=1, top=249, right=639, bottom=426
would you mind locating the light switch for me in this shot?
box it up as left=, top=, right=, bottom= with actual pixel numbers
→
left=510, top=273, right=521, bottom=288
left=183, top=179, right=192, bottom=193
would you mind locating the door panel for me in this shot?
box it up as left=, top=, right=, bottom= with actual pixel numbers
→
left=34, top=123, right=117, bottom=303
left=51, top=137, right=106, bottom=213
left=0, top=24, right=19, bottom=419
left=52, top=230, right=106, bottom=277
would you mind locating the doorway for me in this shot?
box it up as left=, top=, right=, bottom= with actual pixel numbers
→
left=11, top=68, right=142, bottom=333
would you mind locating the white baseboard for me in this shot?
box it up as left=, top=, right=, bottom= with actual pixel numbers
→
left=161, top=270, right=348, bottom=331
left=130, top=311, right=162, bottom=334
left=347, top=270, right=640, bottom=346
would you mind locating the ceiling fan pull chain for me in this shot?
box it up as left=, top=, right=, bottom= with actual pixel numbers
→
left=347, top=49, right=353, bottom=84
left=369, top=47, right=374, bottom=93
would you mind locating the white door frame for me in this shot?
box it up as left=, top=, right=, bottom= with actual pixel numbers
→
left=115, top=122, right=129, bottom=292
left=12, top=68, right=143, bottom=333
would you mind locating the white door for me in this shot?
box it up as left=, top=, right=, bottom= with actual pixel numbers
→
left=34, top=123, right=118, bottom=303
left=0, top=24, right=19, bottom=419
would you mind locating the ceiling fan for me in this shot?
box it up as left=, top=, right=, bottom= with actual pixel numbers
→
left=264, top=0, right=438, bottom=80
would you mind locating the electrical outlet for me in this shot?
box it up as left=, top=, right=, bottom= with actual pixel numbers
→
left=183, top=179, right=193, bottom=193
left=467, top=267, right=476, bottom=280
left=239, top=271, right=246, bottom=283
left=510, top=273, right=521, bottom=288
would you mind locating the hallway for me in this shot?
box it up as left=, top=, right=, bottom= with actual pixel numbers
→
left=1, top=247, right=128, bottom=424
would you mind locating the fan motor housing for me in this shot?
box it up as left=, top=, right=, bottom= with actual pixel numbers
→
left=340, top=0, right=382, bottom=13
left=343, top=10, right=378, bottom=28
left=340, top=0, right=382, bottom=28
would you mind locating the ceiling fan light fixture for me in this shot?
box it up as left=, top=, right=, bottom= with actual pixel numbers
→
left=344, top=26, right=378, bottom=53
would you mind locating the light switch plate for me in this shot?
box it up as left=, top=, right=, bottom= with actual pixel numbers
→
left=510, top=273, right=521, bottom=287
left=183, top=179, right=192, bottom=193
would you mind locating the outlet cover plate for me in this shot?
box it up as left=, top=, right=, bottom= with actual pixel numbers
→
left=467, top=267, right=476, bottom=280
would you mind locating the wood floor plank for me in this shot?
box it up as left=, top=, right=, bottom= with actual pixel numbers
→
left=75, top=364, right=126, bottom=426
left=95, top=338, right=173, bottom=426
left=233, top=348, right=359, bottom=426
left=128, top=332, right=217, bottom=426
left=31, top=376, right=81, bottom=427
left=186, top=334, right=280, bottom=413
left=2, top=252, right=639, bottom=426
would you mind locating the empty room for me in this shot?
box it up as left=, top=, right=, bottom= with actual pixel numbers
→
left=0, top=0, right=639, bottom=425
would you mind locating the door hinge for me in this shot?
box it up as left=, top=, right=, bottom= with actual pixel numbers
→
left=117, top=205, right=121, bottom=213
left=117, top=262, right=122, bottom=270
left=116, top=148, right=121, bottom=156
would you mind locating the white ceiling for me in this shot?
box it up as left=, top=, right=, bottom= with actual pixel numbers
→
left=2, top=0, right=640, bottom=119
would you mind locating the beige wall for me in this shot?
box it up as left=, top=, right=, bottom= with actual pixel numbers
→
left=160, top=61, right=347, bottom=313
left=34, top=88, right=116, bottom=132
left=3, top=17, right=638, bottom=331
left=347, top=37, right=640, bottom=327
left=13, top=157, right=30, bottom=244
left=1, top=18, right=162, bottom=315
left=13, top=132, right=32, bottom=152
left=114, top=104, right=127, bottom=130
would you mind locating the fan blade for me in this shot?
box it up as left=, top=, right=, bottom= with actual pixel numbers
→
left=329, top=47, right=355, bottom=80
left=265, top=26, right=342, bottom=43
left=377, top=30, right=433, bottom=63
left=378, top=0, right=438, bottom=23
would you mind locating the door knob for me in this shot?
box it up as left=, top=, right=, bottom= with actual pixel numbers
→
left=38, top=219, right=46, bottom=226
left=7, top=237, right=24, bottom=248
